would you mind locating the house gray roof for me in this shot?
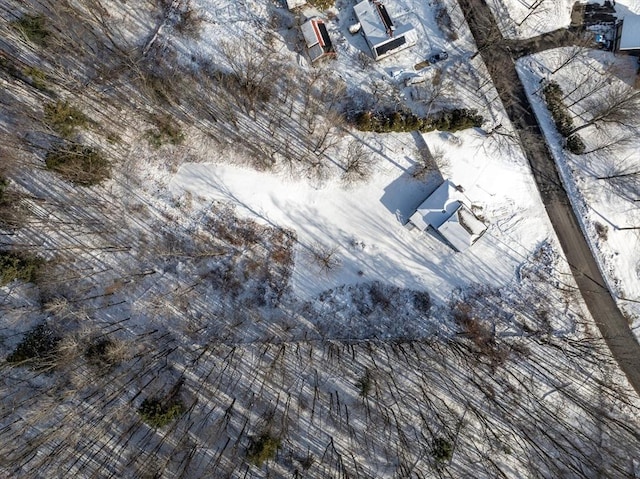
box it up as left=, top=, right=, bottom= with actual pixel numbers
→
left=353, top=0, right=416, bottom=59
left=619, top=15, right=640, bottom=51
left=301, top=18, right=335, bottom=62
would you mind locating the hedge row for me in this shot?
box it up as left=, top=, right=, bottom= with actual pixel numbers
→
left=354, top=108, right=484, bottom=134
left=542, top=81, right=585, bottom=155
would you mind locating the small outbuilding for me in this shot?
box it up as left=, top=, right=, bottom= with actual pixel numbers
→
left=615, top=15, right=640, bottom=54
left=286, top=0, right=307, bottom=9
left=409, top=180, right=487, bottom=252
left=353, top=0, right=417, bottom=60
left=301, top=18, right=336, bottom=63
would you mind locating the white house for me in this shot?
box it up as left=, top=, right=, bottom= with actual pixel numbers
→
left=615, top=15, right=640, bottom=54
left=353, top=0, right=417, bottom=60
left=301, top=18, right=336, bottom=63
left=409, top=180, right=487, bottom=252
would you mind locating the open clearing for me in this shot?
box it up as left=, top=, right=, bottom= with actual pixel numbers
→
left=171, top=129, right=551, bottom=300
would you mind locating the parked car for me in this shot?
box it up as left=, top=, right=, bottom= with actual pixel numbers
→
left=429, top=51, right=448, bottom=63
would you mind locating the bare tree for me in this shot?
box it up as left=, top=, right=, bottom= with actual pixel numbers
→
left=596, top=154, right=640, bottom=203
left=218, top=40, right=278, bottom=119
left=341, top=140, right=375, bottom=185
left=516, top=0, right=549, bottom=28
left=308, top=243, right=341, bottom=274
left=569, top=84, right=640, bottom=136
left=549, top=38, right=592, bottom=75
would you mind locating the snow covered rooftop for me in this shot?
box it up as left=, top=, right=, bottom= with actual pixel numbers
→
left=353, top=0, right=417, bottom=60
left=286, top=0, right=306, bottom=9
left=618, top=15, right=640, bottom=50
left=409, top=180, right=462, bottom=231
left=301, top=18, right=335, bottom=62
left=439, top=205, right=488, bottom=252
left=409, top=180, right=487, bottom=252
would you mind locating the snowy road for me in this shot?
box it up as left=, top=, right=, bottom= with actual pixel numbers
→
left=457, top=0, right=640, bottom=397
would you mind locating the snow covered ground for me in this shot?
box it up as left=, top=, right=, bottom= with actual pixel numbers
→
left=170, top=128, right=551, bottom=302
left=160, top=0, right=560, bottom=305
left=516, top=48, right=640, bottom=336
left=487, top=0, right=640, bottom=39
left=4, top=0, right=640, bottom=477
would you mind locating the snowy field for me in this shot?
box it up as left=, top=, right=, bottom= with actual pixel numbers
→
left=516, top=48, right=640, bottom=335
left=487, top=0, right=640, bottom=39
left=170, top=129, right=551, bottom=302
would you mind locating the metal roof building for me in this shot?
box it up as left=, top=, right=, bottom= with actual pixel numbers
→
left=301, top=18, right=336, bottom=63
left=353, top=0, right=417, bottom=60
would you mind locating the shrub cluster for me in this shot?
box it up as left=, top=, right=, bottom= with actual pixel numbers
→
left=432, top=437, right=453, bottom=463
left=307, top=0, right=334, bottom=10
left=354, top=108, right=483, bottom=134
left=6, top=324, right=60, bottom=366
left=565, top=134, right=586, bottom=155
left=138, top=397, right=184, bottom=428
left=24, top=66, right=49, bottom=91
left=44, top=101, right=89, bottom=138
left=0, top=250, right=43, bottom=285
left=356, top=371, right=372, bottom=397
left=12, top=14, right=50, bottom=46
left=145, top=114, right=185, bottom=148
left=0, top=57, right=51, bottom=93
left=0, top=178, right=26, bottom=227
left=85, top=338, right=125, bottom=368
left=45, top=143, right=111, bottom=186
left=434, top=2, right=458, bottom=41
left=247, top=434, right=281, bottom=466
left=542, top=81, right=586, bottom=154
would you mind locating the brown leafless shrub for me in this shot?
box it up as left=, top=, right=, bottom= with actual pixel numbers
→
left=174, top=3, right=203, bottom=39
left=452, top=301, right=509, bottom=367
left=309, top=243, right=341, bottom=274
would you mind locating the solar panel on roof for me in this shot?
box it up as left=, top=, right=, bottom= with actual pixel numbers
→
left=375, top=36, right=406, bottom=56
left=376, top=3, right=394, bottom=33
left=317, top=22, right=332, bottom=50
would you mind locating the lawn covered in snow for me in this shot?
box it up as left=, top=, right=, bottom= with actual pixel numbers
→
left=170, top=128, right=552, bottom=302
left=157, top=0, right=564, bottom=304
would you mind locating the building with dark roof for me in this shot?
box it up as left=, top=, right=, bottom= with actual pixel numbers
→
left=301, top=18, right=336, bottom=63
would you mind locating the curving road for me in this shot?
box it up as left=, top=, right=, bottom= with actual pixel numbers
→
left=457, top=0, right=640, bottom=397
